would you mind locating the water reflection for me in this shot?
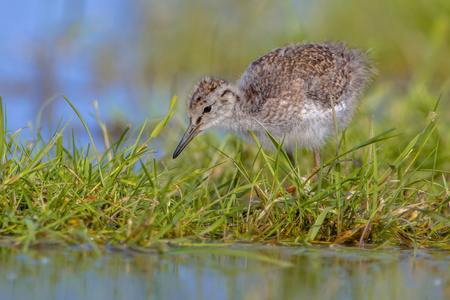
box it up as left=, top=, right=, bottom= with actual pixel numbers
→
left=0, top=246, right=449, bottom=300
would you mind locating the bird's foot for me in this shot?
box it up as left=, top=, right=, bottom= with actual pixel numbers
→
left=302, top=165, right=319, bottom=182
left=285, top=184, right=296, bottom=194
left=283, top=177, right=311, bottom=195
left=283, top=166, right=319, bottom=195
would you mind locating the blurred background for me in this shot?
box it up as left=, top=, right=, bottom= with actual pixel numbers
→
left=0, top=0, right=449, bottom=161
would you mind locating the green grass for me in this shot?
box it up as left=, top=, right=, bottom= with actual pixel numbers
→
left=0, top=89, right=449, bottom=252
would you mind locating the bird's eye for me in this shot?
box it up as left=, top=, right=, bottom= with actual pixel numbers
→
left=203, top=105, right=212, bottom=113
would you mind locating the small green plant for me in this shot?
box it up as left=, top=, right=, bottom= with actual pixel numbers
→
left=0, top=94, right=448, bottom=252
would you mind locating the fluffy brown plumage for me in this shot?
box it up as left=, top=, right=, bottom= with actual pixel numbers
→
left=173, top=42, right=373, bottom=169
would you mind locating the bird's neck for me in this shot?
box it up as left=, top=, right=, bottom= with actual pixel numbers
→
left=218, top=88, right=263, bottom=139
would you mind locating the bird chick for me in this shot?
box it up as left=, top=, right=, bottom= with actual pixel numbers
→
left=173, top=42, right=372, bottom=170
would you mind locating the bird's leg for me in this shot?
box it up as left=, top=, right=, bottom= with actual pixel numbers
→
left=308, top=147, right=321, bottom=181
left=287, top=151, right=296, bottom=168
left=285, top=151, right=297, bottom=194
left=283, top=149, right=321, bottom=195
left=313, top=147, right=321, bottom=172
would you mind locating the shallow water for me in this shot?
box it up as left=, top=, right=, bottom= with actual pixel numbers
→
left=0, top=245, right=449, bottom=300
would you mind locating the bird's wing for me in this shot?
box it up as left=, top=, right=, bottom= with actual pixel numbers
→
left=241, top=44, right=351, bottom=110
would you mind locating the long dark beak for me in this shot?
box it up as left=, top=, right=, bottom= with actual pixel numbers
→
left=173, top=124, right=201, bottom=159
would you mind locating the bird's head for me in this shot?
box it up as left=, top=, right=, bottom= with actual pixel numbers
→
left=173, top=76, right=240, bottom=159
